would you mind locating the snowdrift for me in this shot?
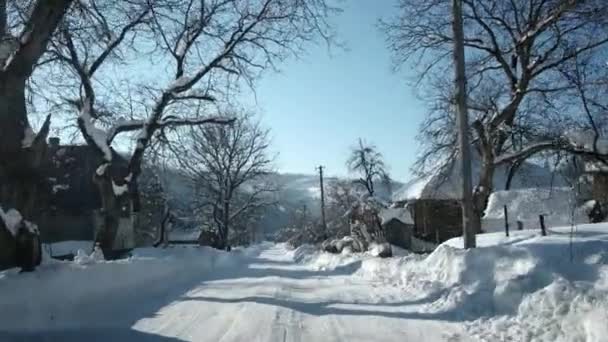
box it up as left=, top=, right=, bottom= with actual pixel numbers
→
left=483, top=187, right=590, bottom=232
left=0, top=246, right=237, bottom=331
left=293, top=224, right=608, bottom=342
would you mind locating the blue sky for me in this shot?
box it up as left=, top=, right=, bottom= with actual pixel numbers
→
left=246, top=1, right=426, bottom=182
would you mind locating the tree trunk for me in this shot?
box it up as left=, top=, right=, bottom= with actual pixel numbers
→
left=472, top=155, right=494, bottom=234
left=221, top=200, right=230, bottom=249
left=94, top=175, right=122, bottom=258
left=0, top=0, right=73, bottom=270
left=0, top=78, right=48, bottom=269
left=0, top=77, right=31, bottom=209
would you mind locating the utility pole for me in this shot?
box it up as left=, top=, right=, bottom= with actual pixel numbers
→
left=452, top=0, right=476, bottom=249
left=317, top=165, right=327, bottom=235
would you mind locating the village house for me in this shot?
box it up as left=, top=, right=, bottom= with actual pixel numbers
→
left=41, top=138, right=135, bottom=256
left=392, top=158, right=565, bottom=244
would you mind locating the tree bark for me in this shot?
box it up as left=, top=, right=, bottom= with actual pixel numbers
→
left=0, top=0, right=73, bottom=269
left=221, top=200, right=230, bottom=249
left=472, top=155, right=494, bottom=234
left=94, top=174, right=122, bottom=258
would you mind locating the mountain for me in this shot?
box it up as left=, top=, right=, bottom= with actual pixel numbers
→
left=156, top=169, right=401, bottom=239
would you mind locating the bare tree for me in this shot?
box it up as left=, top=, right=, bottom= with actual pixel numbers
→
left=40, top=0, right=336, bottom=253
left=325, top=180, right=360, bottom=238
left=382, top=0, right=608, bottom=229
left=346, top=139, right=390, bottom=197
left=177, top=112, right=276, bottom=249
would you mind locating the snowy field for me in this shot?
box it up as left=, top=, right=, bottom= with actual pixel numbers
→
left=1, top=224, right=608, bottom=341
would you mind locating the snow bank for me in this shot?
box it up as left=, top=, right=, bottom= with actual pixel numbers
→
left=291, top=224, right=608, bottom=341
left=0, top=246, right=237, bottom=331
left=361, top=224, right=608, bottom=341
left=483, top=187, right=589, bottom=232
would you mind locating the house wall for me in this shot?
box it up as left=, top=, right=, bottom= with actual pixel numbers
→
left=412, top=199, right=462, bottom=243
left=383, top=219, right=412, bottom=249
left=39, top=212, right=96, bottom=242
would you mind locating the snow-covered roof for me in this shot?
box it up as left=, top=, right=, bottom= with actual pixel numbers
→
left=393, top=157, right=565, bottom=202
left=484, top=187, right=579, bottom=221
left=584, top=160, right=608, bottom=173
left=379, top=207, right=414, bottom=225
left=567, top=130, right=608, bottom=155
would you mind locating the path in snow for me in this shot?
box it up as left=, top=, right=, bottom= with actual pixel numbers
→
left=1, top=244, right=471, bottom=342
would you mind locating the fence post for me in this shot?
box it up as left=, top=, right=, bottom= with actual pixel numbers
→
left=539, top=215, right=547, bottom=236
left=504, top=205, right=509, bottom=237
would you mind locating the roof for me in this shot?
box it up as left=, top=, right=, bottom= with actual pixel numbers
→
left=393, top=157, right=565, bottom=202
left=379, top=207, right=414, bottom=225
left=584, top=161, right=608, bottom=173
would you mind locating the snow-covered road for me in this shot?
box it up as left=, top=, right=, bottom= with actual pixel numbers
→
left=131, top=245, right=471, bottom=342
left=1, top=244, right=471, bottom=342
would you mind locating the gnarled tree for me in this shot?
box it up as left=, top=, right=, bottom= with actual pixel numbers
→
left=382, top=0, right=608, bottom=229
left=41, top=0, right=336, bottom=254
left=0, top=0, right=73, bottom=269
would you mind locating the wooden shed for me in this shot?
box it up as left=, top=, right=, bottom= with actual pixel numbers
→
left=379, top=207, right=414, bottom=249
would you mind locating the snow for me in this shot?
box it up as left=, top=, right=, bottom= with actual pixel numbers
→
left=306, top=186, right=321, bottom=198
left=52, top=184, right=70, bottom=194
left=482, top=187, right=589, bottom=232
left=74, top=245, right=105, bottom=265
left=442, top=225, right=608, bottom=341
left=169, top=228, right=200, bottom=241
left=112, top=181, right=129, bottom=196
left=0, top=207, right=23, bottom=237
left=96, top=163, right=109, bottom=176
left=21, top=125, right=35, bottom=148
left=379, top=207, right=414, bottom=225
left=43, top=241, right=94, bottom=257
left=393, top=156, right=564, bottom=201
left=79, top=106, right=113, bottom=162
left=2, top=224, right=608, bottom=341
left=567, top=130, right=608, bottom=155
left=168, top=75, right=192, bottom=92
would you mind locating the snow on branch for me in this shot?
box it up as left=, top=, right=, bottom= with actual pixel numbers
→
left=77, top=101, right=113, bottom=163
left=495, top=133, right=608, bottom=166
left=158, top=116, right=235, bottom=128
left=494, top=140, right=568, bottom=165
left=106, top=119, right=146, bottom=144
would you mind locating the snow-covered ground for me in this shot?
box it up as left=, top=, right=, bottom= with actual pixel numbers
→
left=2, top=224, right=608, bottom=341
left=482, top=187, right=590, bottom=232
